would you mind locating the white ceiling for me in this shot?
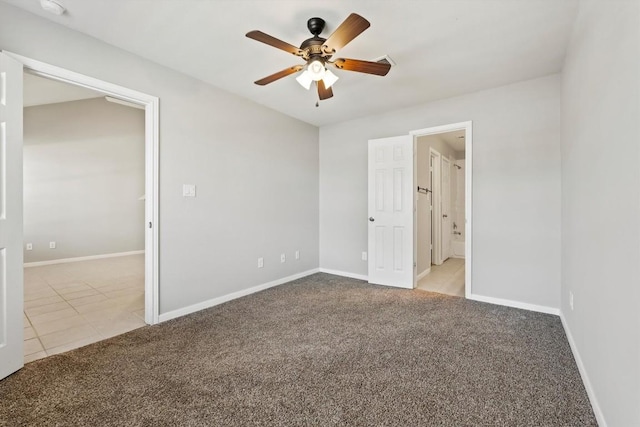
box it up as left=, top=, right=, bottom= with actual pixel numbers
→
left=4, top=0, right=579, bottom=126
left=440, top=130, right=466, bottom=153
left=23, top=72, right=102, bottom=107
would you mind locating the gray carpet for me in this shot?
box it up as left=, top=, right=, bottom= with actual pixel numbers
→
left=1, top=273, right=596, bottom=426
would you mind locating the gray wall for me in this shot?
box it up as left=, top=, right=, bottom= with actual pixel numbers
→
left=23, top=98, right=145, bottom=263
left=0, top=3, right=320, bottom=315
left=561, top=1, right=639, bottom=425
left=320, top=75, right=561, bottom=309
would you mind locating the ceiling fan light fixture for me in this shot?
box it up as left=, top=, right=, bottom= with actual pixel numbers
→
left=296, top=70, right=313, bottom=90
left=307, top=59, right=326, bottom=81
left=322, top=69, right=339, bottom=89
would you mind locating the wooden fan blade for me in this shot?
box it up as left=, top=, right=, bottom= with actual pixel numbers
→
left=246, top=30, right=303, bottom=56
left=317, top=80, right=333, bottom=100
left=254, top=65, right=304, bottom=86
left=323, top=13, right=370, bottom=54
left=333, top=58, right=391, bottom=76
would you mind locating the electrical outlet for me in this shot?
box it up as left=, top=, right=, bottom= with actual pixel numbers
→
left=362, top=251, right=368, bottom=261
left=280, top=253, right=286, bottom=263
left=26, top=243, right=33, bottom=251
left=49, top=241, right=56, bottom=249
left=182, top=184, right=196, bottom=197
left=257, top=257, right=264, bottom=268
left=569, top=292, right=574, bottom=311
left=295, top=250, right=300, bottom=260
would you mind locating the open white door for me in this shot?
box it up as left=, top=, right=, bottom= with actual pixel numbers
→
left=368, top=135, right=413, bottom=289
left=0, top=52, right=24, bottom=379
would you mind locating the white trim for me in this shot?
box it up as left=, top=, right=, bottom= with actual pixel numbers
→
left=416, top=268, right=431, bottom=281
left=104, top=96, right=145, bottom=110
left=412, top=139, right=418, bottom=288
left=24, top=250, right=144, bottom=267
left=159, top=269, right=320, bottom=323
left=319, top=268, right=368, bottom=281
left=468, top=293, right=560, bottom=315
left=5, top=51, right=160, bottom=325
left=411, top=121, right=473, bottom=299
left=560, top=313, right=607, bottom=427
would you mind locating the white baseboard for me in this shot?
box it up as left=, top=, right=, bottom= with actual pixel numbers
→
left=318, top=268, right=368, bottom=281
left=416, top=268, right=431, bottom=281
left=468, top=293, right=560, bottom=315
left=560, top=313, right=607, bottom=427
left=24, top=250, right=145, bottom=268
left=158, top=268, right=320, bottom=323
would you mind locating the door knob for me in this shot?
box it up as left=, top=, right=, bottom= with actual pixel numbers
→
left=369, top=217, right=375, bottom=222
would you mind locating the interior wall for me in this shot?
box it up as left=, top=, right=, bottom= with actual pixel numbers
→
left=23, top=97, right=144, bottom=263
left=560, top=1, right=639, bottom=425
left=0, top=3, right=320, bottom=315
left=320, top=74, right=562, bottom=309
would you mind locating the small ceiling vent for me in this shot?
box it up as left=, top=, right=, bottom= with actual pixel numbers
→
left=374, top=55, right=396, bottom=67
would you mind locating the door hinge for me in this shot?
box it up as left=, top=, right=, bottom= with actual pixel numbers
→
left=413, top=262, right=417, bottom=268
left=149, top=222, right=152, bottom=229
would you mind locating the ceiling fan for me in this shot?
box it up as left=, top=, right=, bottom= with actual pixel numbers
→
left=246, top=13, right=391, bottom=102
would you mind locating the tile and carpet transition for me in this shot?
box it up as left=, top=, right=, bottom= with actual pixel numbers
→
left=0, top=273, right=595, bottom=426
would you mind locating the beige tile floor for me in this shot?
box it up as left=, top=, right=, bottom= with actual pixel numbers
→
left=417, top=257, right=465, bottom=297
left=23, top=254, right=146, bottom=364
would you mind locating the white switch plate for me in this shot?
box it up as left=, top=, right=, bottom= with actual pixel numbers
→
left=257, top=257, right=264, bottom=268
left=26, top=243, right=33, bottom=251
left=280, top=253, right=286, bottom=263
left=295, top=250, right=300, bottom=260
left=49, top=241, right=56, bottom=249
left=362, top=251, right=368, bottom=261
left=182, top=184, right=196, bottom=197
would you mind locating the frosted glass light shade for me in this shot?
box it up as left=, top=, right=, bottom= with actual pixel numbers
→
left=307, top=59, right=326, bottom=81
left=296, top=70, right=313, bottom=90
left=322, top=69, right=339, bottom=89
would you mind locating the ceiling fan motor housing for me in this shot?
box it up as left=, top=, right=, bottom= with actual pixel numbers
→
left=300, top=37, right=327, bottom=60
left=300, top=17, right=332, bottom=61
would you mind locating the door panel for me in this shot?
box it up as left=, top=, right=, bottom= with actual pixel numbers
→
left=368, top=135, right=413, bottom=288
left=0, top=52, right=24, bottom=380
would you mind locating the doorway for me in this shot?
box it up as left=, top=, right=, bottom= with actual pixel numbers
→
left=415, top=129, right=467, bottom=296
left=412, top=122, right=472, bottom=298
left=0, top=51, right=159, bottom=379
left=22, top=73, right=147, bottom=362
left=366, top=121, right=472, bottom=296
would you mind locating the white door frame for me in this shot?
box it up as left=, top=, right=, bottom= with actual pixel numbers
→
left=5, top=51, right=160, bottom=324
left=411, top=121, right=473, bottom=298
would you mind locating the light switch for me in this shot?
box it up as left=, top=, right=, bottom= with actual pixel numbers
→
left=182, top=184, right=196, bottom=197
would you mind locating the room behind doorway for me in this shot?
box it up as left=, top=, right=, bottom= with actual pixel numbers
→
left=22, top=73, right=146, bottom=362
